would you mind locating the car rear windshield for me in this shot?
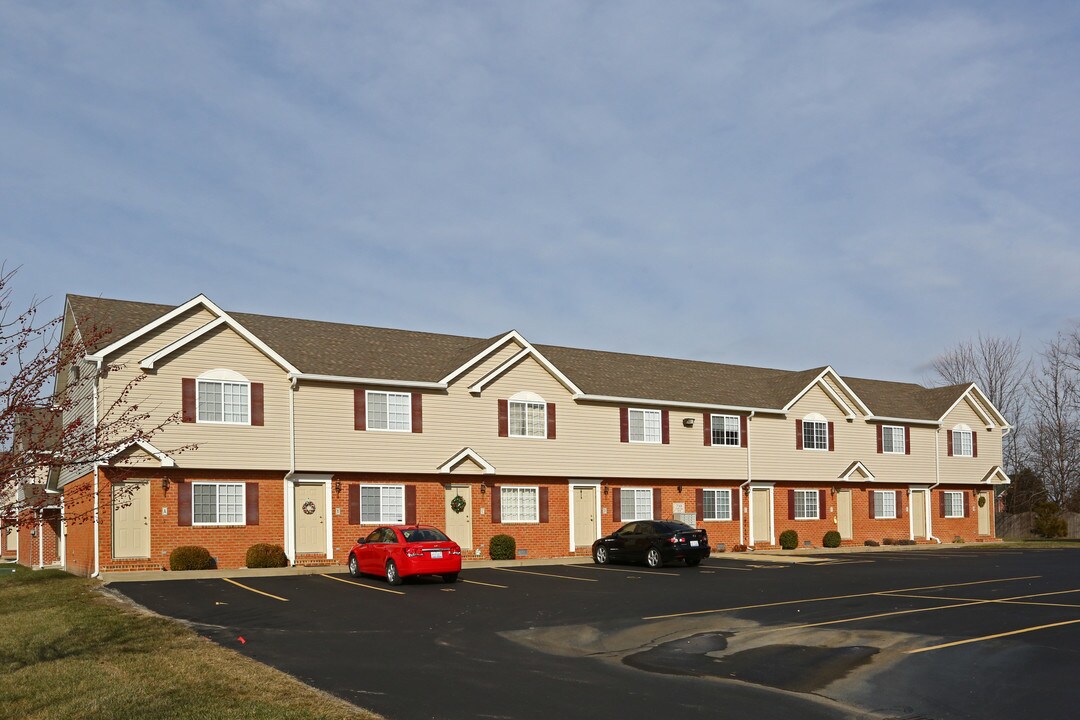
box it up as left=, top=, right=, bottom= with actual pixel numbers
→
left=402, top=528, right=449, bottom=542
left=656, top=521, right=695, bottom=532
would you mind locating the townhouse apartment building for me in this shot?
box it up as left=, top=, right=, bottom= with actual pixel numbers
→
left=21, top=293, right=1010, bottom=575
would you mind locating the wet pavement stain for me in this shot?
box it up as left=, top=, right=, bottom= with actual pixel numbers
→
left=625, top=633, right=879, bottom=693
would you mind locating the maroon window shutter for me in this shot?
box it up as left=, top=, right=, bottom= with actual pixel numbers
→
left=354, top=388, right=366, bottom=431
left=740, top=416, right=748, bottom=448
left=498, top=400, right=509, bottom=437
left=819, top=490, right=826, bottom=519
left=491, top=485, right=501, bottom=523
left=696, top=488, right=704, bottom=521
left=539, top=487, right=550, bottom=523
left=612, top=487, right=622, bottom=521
left=905, top=426, right=911, bottom=455
left=795, top=419, right=803, bottom=449
left=348, top=484, right=359, bottom=525
left=731, top=490, right=740, bottom=520
left=250, top=383, right=264, bottom=426
left=972, top=432, right=978, bottom=458
left=178, top=481, right=192, bottom=526
left=963, top=493, right=971, bottom=518
left=947, top=430, right=953, bottom=456
left=939, top=492, right=947, bottom=518
left=620, top=407, right=629, bottom=443
left=703, top=414, right=711, bottom=446
left=895, top=490, right=903, bottom=518
left=245, top=483, right=260, bottom=525
left=411, top=394, right=423, bottom=433
left=547, top=403, right=556, bottom=440
left=653, top=488, right=663, bottom=519
left=405, top=485, right=417, bottom=525
left=182, top=378, right=196, bottom=423
left=876, top=424, right=883, bottom=454
left=870, top=492, right=877, bottom=519
left=788, top=489, right=796, bottom=520
left=661, top=411, right=670, bottom=445
left=828, top=422, right=835, bottom=452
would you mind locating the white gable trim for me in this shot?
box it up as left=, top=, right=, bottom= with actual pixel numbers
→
left=938, top=384, right=1009, bottom=429
left=468, top=341, right=582, bottom=396
left=784, top=368, right=872, bottom=418
left=440, top=331, right=524, bottom=385
left=100, top=439, right=176, bottom=468
left=838, top=460, right=876, bottom=482
left=139, top=317, right=227, bottom=369
left=438, top=447, right=495, bottom=475
left=980, top=466, right=1011, bottom=485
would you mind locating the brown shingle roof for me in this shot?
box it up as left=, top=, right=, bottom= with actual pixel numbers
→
left=66, top=294, right=973, bottom=420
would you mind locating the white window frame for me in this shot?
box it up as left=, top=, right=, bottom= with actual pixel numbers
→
left=943, top=490, right=964, bottom=518
left=359, top=484, right=406, bottom=524
left=500, top=485, right=540, bottom=524
left=802, top=414, right=828, bottom=451
left=873, top=490, right=897, bottom=519
left=191, top=482, right=246, bottom=526
left=882, top=425, right=906, bottom=454
left=366, top=390, right=412, bottom=433
left=710, top=414, right=740, bottom=447
left=702, top=488, right=732, bottom=521
left=628, top=408, right=662, bottom=444
left=508, top=400, right=547, bottom=439
left=620, top=487, right=654, bottom=521
left=196, top=379, right=251, bottom=425
left=952, top=426, right=973, bottom=457
left=793, top=489, right=820, bottom=520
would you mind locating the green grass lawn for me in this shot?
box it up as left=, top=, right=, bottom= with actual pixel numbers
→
left=0, top=565, right=380, bottom=720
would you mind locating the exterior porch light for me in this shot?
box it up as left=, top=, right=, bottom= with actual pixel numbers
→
left=682, top=417, right=695, bottom=428
left=334, top=478, right=342, bottom=494
left=161, top=477, right=170, bottom=493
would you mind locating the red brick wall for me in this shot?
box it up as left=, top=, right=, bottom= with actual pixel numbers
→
left=14, top=507, right=60, bottom=567
left=63, top=473, right=96, bottom=576
left=17, top=508, right=36, bottom=566
left=932, top=488, right=985, bottom=542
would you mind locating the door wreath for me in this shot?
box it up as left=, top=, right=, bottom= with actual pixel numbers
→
left=977, top=495, right=986, bottom=508
left=450, top=495, right=467, bottom=514
left=302, top=500, right=317, bottom=515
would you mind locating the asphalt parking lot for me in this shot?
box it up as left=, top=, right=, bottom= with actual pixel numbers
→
left=113, top=548, right=1080, bottom=720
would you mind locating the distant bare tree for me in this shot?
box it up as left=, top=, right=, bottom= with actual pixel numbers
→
left=931, top=333, right=1030, bottom=473
left=1026, top=334, right=1080, bottom=508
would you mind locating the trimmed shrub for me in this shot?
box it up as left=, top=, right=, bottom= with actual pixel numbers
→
left=169, top=545, right=214, bottom=571
left=778, top=529, right=799, bottom=550
left=489, top=534, right=516, bottom=560
left=822, top=531, right=841, bottom=548
left=896, top=539, right=916, bottom=546
left=731, top=544, right=748, bottom=553
left=1033, top=502, right=1068, bottom=538
left=246, top=543, right=288, bottom=568
left=864, top=539, right=880, bottom=547
left=882, top=537, right=895, bottom=546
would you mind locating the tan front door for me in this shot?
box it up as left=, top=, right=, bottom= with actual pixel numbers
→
left=112, top=481, right=150, bottom=559
left=295, top=484, right=326, bottom=554
left=977, top=491, right=991, bottom=536
left=836, top=489, right=853, bottom=540
left=5, top=525, right=17, bottom=552
left=911, top=490, right=927, bottom=539
left=573, top=487, right=597, bottom=547
left=444, top=485, right=473, bottom=550
left=751, top=487, right=772, bottom=545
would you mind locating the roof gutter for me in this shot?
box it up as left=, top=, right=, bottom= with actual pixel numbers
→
left=573, top=394, right=780, bottom=415
left=287, top=373, right=446, bottom=390
left=866, top=416, right=941, bottom=427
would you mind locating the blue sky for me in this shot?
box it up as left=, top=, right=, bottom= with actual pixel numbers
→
left=3, top=1, right=1079, bottom=383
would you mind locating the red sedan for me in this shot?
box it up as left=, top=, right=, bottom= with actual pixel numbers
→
left=348, top=525, right=462, bottom=585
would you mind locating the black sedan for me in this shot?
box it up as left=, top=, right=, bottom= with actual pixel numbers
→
left=592, top=520, right=710, bottom=568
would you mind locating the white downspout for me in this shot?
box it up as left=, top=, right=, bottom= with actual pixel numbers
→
left=739, top=411, right=755, bottom=547
left=285, top=377, right=298, bottom=563
left=37, top=512, right=43, bottom=569
left=91, top=358, right=101, bottom=578
left=927, top=427, right=942, bottom=544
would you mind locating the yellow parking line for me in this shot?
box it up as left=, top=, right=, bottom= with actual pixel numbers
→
left=571, top=565, right=680, bottom=577
left=495, top=568, right=598, bottom=582
left=908, top=618, right=1080, bottom=654
left=320, top=574, right=405, bottom=596
left=642, top=575, right=1039, bottom=620
left=698, top=564, right=753, bottom=571
left=222, top=577, right=288, bottom=602
left=882, top=591, right=1080, bottom=609
left=460, top=579, right=508, bottom=589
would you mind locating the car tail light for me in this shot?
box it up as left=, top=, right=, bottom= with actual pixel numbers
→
left=404, top=546, right=425, bottom=558
left=450, top=548, right=462, bottom=556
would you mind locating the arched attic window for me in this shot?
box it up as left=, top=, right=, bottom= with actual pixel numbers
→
left=950, top=423, right=974, bottom=457
left=196, top=368, right=251, bottom=424
left=508, top=391, right=547, bottom=438
left=801, top=412, right=829, bottom=451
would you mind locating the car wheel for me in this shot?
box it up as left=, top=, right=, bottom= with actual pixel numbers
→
left=593, top=546, right=609, bottom=565
left=685, top=557, right=701, bottom=567
left=442, top=573, right=458, bottom=583
left=645, top=547, right=662, bottom=568
left=386, top=560, right=403, bottom=586
left=348, top=554, right=360, bottom=578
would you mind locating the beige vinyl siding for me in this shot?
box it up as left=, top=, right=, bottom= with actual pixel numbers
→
left=59, top=309, right=98, bottom=486
left=939, top=396, right=1004, bottom=484
left=866, top=424, right=937, bottom=486
left=99, top=310, right=291, bottom=470
left=752, top=384, right=857, bottom=481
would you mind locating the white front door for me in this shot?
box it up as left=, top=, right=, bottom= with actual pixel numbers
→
left=911, top=490, right=927, bottom=540
left=751, top=487, right=772, bottom=545
left=294, top=484, right=326, bottom=554
left=112, top=481, right=150, bottom=559
left=977, top=491, right=991, bottom=536
left=573, top=486, right=598, bottom=547
left=444, top=485, right=473, bottom=550
left=836, top=489, right=853, bottom=541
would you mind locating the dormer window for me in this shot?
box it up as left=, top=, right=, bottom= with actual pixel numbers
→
left=196, top=369, right=250, bottom=424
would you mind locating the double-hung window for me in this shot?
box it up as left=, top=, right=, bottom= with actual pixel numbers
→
left=943, top=491, right=964, bottom=518
left=802, top=416, right=828, bottom=450
left=629, top=409, right=662, bottom=444
left=873, top=490, right=896, bottom=519
left=711, top=415, right=740, bottom=447
left=367, top=391, right=411, bottom=432
left=500, top=486, right=539, bottom=523
left=882, top=425, right=906, bottom=454
left=702, top=489, right=732, bottom=521
left=360, top=485, right=405, bottom=524
left=197, top=379, right=249, bottom=424
left=509, top=401, right=546, bottom=438
left=952, top=428, right=973, bottom=457
left=794, top=489, right=819, bottom=520
left=192, top=482, right=245, bottom=525
left=620, top=488, right=654, bottom=521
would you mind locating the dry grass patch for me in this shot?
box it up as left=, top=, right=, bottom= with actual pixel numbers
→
left=0, top=566, right=380, bottom=720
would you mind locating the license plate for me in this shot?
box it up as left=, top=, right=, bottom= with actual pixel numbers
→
left=430, top=551, right=443, bottom=559
left=689, top=540, right=699, bottom=547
